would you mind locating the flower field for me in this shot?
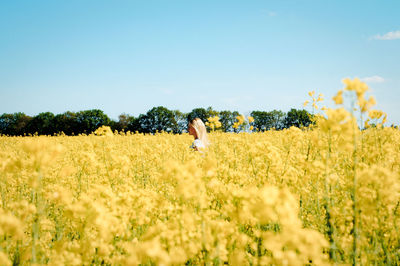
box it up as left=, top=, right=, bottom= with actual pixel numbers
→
left=1, top=81, right=400, bottom=265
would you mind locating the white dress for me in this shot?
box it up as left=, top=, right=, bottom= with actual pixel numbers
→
left=190, top=139, right=205, bottom=150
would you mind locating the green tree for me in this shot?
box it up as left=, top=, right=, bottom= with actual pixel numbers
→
left=76, top=109, right=111, bottom=134
left=251, top=110, right=286, bottom=131
left=111, top=113, right=137, bottom=132
left=0, top=112, right=32, bottom=136
left=27, top=112, right=55, bottom=135
left=268, top=110, right=286, bottom=130
left=187, top=108, right=208, bottom=123
left=53, top=111, right=79, bottom=135
left=283, top=109, right=312, bottom=128
left=126, top=116, right=141, bottom=133
left=219, top=110, right=240, bottom=132
left=172, top=110, right=188, bottom=133
left=138, top=106, right=177, bottom=134
left=206, top=107, right=219, bottom=118
left=250, top=111, right=267, bottom=131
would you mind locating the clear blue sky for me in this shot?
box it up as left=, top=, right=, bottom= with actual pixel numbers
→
left=1, top=0, right=399, bottom=124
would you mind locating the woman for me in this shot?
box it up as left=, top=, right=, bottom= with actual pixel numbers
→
left=188, top=118, right=210, bottom=151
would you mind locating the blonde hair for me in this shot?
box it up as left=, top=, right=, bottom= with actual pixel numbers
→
left=189, top=118, right=210, bottom=147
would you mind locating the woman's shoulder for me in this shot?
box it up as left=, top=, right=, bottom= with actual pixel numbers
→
left=191, top=139, right=205, bottom=149
left=193, top=139, right=203, bottom=146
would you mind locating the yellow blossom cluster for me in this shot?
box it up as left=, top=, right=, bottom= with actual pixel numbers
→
left=0, top=80, right=399, bottom=265
left=233, top=115, right=254, bottom=131
left=94, top=125, right=114, bottom=137
left=205, top=116, right=222, bottom=131
left=233, top=115, right=245, bottom=130
left=304, top=90, right=324, bottom=111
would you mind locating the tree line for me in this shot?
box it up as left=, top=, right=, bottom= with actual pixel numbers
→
left=0, top=107, right=312, bottom=136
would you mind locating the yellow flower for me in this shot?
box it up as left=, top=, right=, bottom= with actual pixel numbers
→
left=368, top=110, right=383, bottom=119
left=236, top=115, right=245, bottom=125
left=0, top=252, right=11, bottom=266
left=332, top=90, right=343, bottom=105
left=364, top=119, right=370, bottom=129
left=382, top=113, right=387, bottom=124
left=368, top=96, right=376, bottom=106
left=342, top=77, right=369, bottom=97
left=94, top=125, right=114, bottom=136
left=0, top=84, right=396, bottom=266
left=207, top=116, right=222, bottom=130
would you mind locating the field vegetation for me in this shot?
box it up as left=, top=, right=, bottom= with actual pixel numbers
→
left=0, top=79, right=399, bottom=265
